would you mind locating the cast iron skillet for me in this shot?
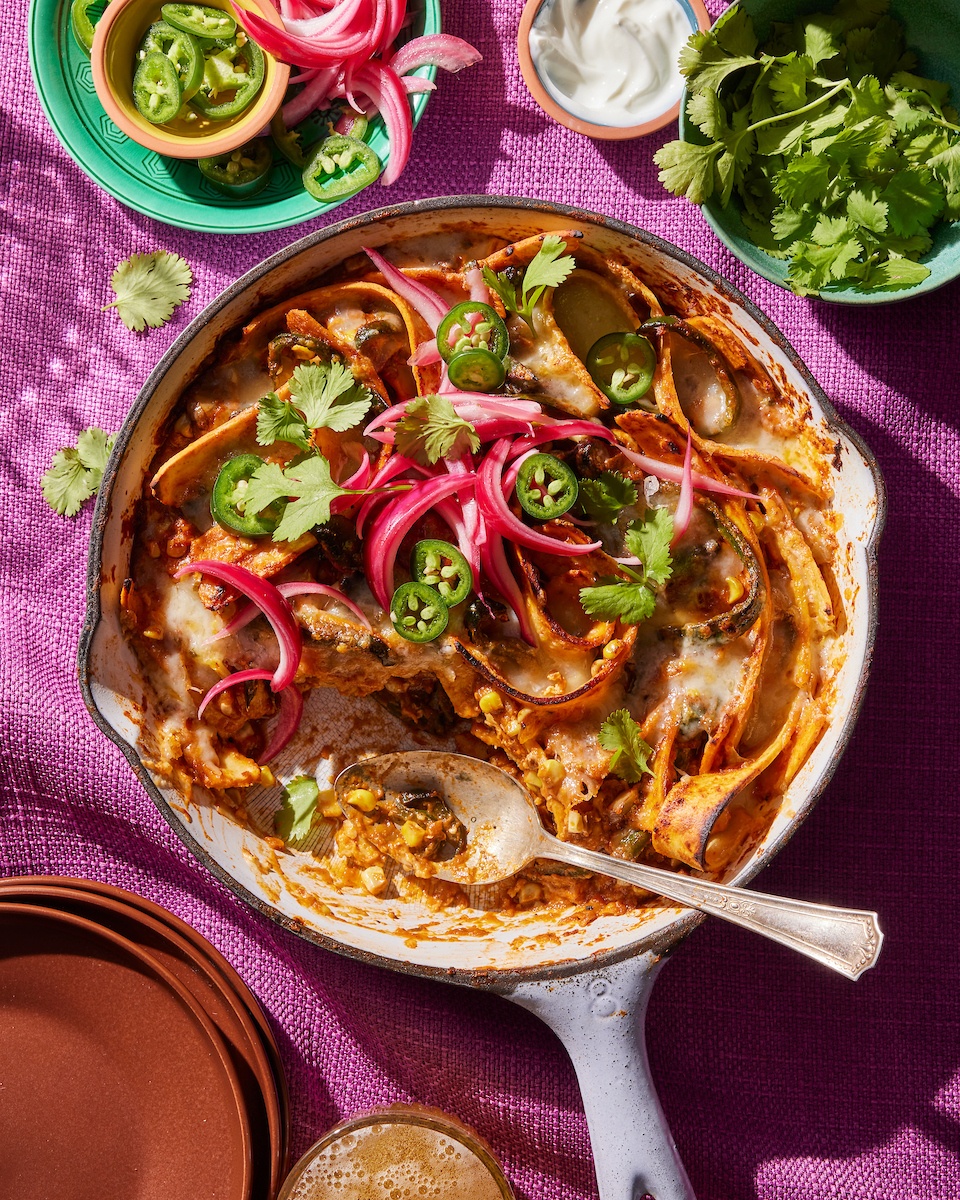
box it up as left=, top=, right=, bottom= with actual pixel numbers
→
left=79, top=198, right=885, bottom=1200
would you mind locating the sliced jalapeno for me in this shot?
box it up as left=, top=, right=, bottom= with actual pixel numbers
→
left=161, top=3, right=237, bottom=40
left=133, top=51, right=183, bottom=125
left=199, top=138, right=273, bottom=198
left=302, top=134, right=381, bottom=202
left=390, top=581, right=449, bottom=643
left=333, top=110, right=369, bottom=140
left=411, top=539, right=473, bottom=607
left=516, top=453, right=579, bottom=520
left=140, top=21, right=204, bottom=101
left=585, top=332, right=657, bottom=406
left=190, top=38, right=264, bottom=120
left=436, top=302, right=509, bottom=364
left=211, top=454, right=282, bottom=537
left=270, top=110, right=310, bottom=168
left=446, top=347, right=507, bottom=392
left=71, top=0, right=102, bottom=55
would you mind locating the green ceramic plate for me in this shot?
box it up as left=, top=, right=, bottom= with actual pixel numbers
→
left=680, top=0, right=960, bottom=303
left=28, top=0, right=439, bottom=234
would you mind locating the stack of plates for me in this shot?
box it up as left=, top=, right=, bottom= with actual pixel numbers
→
left=0, top=876, right=288, bottom=1200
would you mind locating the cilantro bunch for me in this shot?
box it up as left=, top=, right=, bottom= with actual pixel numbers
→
left=655, top=0, right=960, bottom=295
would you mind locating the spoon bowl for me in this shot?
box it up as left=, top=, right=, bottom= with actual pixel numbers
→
left=335, top=751, right=884, bottom=981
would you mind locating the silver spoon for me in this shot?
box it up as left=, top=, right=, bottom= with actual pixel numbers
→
left=335, top=751, right=883, bottom=981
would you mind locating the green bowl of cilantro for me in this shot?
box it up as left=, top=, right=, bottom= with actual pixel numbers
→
left=658, top=0, right=960, bottom=300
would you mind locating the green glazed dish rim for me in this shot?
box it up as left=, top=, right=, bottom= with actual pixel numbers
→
left=679, top=0, right=960, bottom=304
left=28, top=0, right=440, bottom=234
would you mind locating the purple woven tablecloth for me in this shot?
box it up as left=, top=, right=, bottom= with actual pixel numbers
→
left=2, top=1, right=959, bottom=1197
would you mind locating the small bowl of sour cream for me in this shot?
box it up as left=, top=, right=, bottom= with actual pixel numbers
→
left=518, top=0, right=710, bottom=139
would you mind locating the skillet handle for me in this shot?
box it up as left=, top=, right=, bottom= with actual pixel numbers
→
left=504, top=951, right=696, bottom=1200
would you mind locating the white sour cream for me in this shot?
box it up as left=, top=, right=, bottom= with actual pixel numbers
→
left=528, top=0, right=692, bottom=129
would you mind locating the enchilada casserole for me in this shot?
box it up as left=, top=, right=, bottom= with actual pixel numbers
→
left=122, top=228, right=846, bottom=913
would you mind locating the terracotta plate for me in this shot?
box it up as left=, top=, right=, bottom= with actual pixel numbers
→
left=0, top=903, right=253, bottom=1200
left=0, top=879, right=287, bottom=1198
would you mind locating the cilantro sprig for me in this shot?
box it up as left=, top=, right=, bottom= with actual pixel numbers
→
left=103, top=251, right=192, bottom=331
left=394, top=395, right=480, bottom=465
left=482, top=234, right=576, bottom=332
left=41, top=428, right=116, bottom=517
left=579, top=508, right=673, bottom=624
left=599, top=710, right=654, bottom=783
left=247, top=358, right=382, bottom=542
left=257, top=360, right=373, bottom=450
left=244, top=455, right=353, bottom=544
left=655, top=0, right=960, bottom=294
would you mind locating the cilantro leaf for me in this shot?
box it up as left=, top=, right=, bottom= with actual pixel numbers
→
left=579, top=508, right=673, bottom=624
left=599, top=710, right=654, bottom=784
left=654, top=140, right=722, bottom=204
left=256, top=392, right=311, bottom=450
left=522, top=234, right=576, bottom=296
left=625, top=507, right=674, bottom=587
left=580, top=580, right=656, bottom=624
left=102, top=251, right=192, bottom=332
left=862, top=256, right=931, bottom=289
left=578, top=471, right=638, bottom=522
left=289, top=360, right=372, bottom=432
left=41, top=428, right=116, bottom=517
left=481, top=265, right=519, bottom=315
left=275, top=776, right=320, bottom=842
left=75, top=427, right=114, bottom=482
left=883, top=165, right=943, bottom=236
left=245, top=456, right=350, bottom=543
left=394, top=395, right=480, bottom=465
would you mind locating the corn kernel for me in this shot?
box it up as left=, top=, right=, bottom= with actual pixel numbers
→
left=517, top=882, right=543, bottom=904
left=400, top=820, right=426, bottom=848
left=360, top=866, right=386, bottom=895
left=523, top=772, right=543, bottom=791
left=479, top=690, right=503, bottom=715
left=602, top=639, right=623, bottom=660
left=725, top=575, right=745, bottom=603
left=344, top=787, right=378, bottom=813
left=541, top=759, right=564, bottom=785
left=567, top=810, right=585, bottom=834
left=259, top=766, right=275, bottom=788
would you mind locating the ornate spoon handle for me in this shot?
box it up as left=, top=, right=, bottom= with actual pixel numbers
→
left=551, top=839, right=883, bottom=981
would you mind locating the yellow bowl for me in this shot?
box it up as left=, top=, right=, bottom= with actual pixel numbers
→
left=92, top=0, right=290, bottom=160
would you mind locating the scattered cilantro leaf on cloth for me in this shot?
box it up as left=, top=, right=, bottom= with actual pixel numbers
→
left=579, top=508, right=674, bottom=623
left=41, top=428, right=116, bottom=516
left=245, top=456, right=351, bottom=543
left=275, top=776, right=320, bottom=843
left=599, top=710, right=654, bottom=783
left=655, top=0, right=960, bottom=294
left=394, top=396, right=480, bottom=465
left=103, top=251, right=192, bottom=331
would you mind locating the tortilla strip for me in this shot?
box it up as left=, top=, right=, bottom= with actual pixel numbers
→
left=652, top=690, right=808, bottom=870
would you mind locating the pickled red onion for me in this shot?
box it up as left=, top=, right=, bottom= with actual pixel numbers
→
left=476, top=441, right=601, bottom=558
left=363, top=246, right=447, bottom=330
left=175, top=560, right=301, bottom=692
